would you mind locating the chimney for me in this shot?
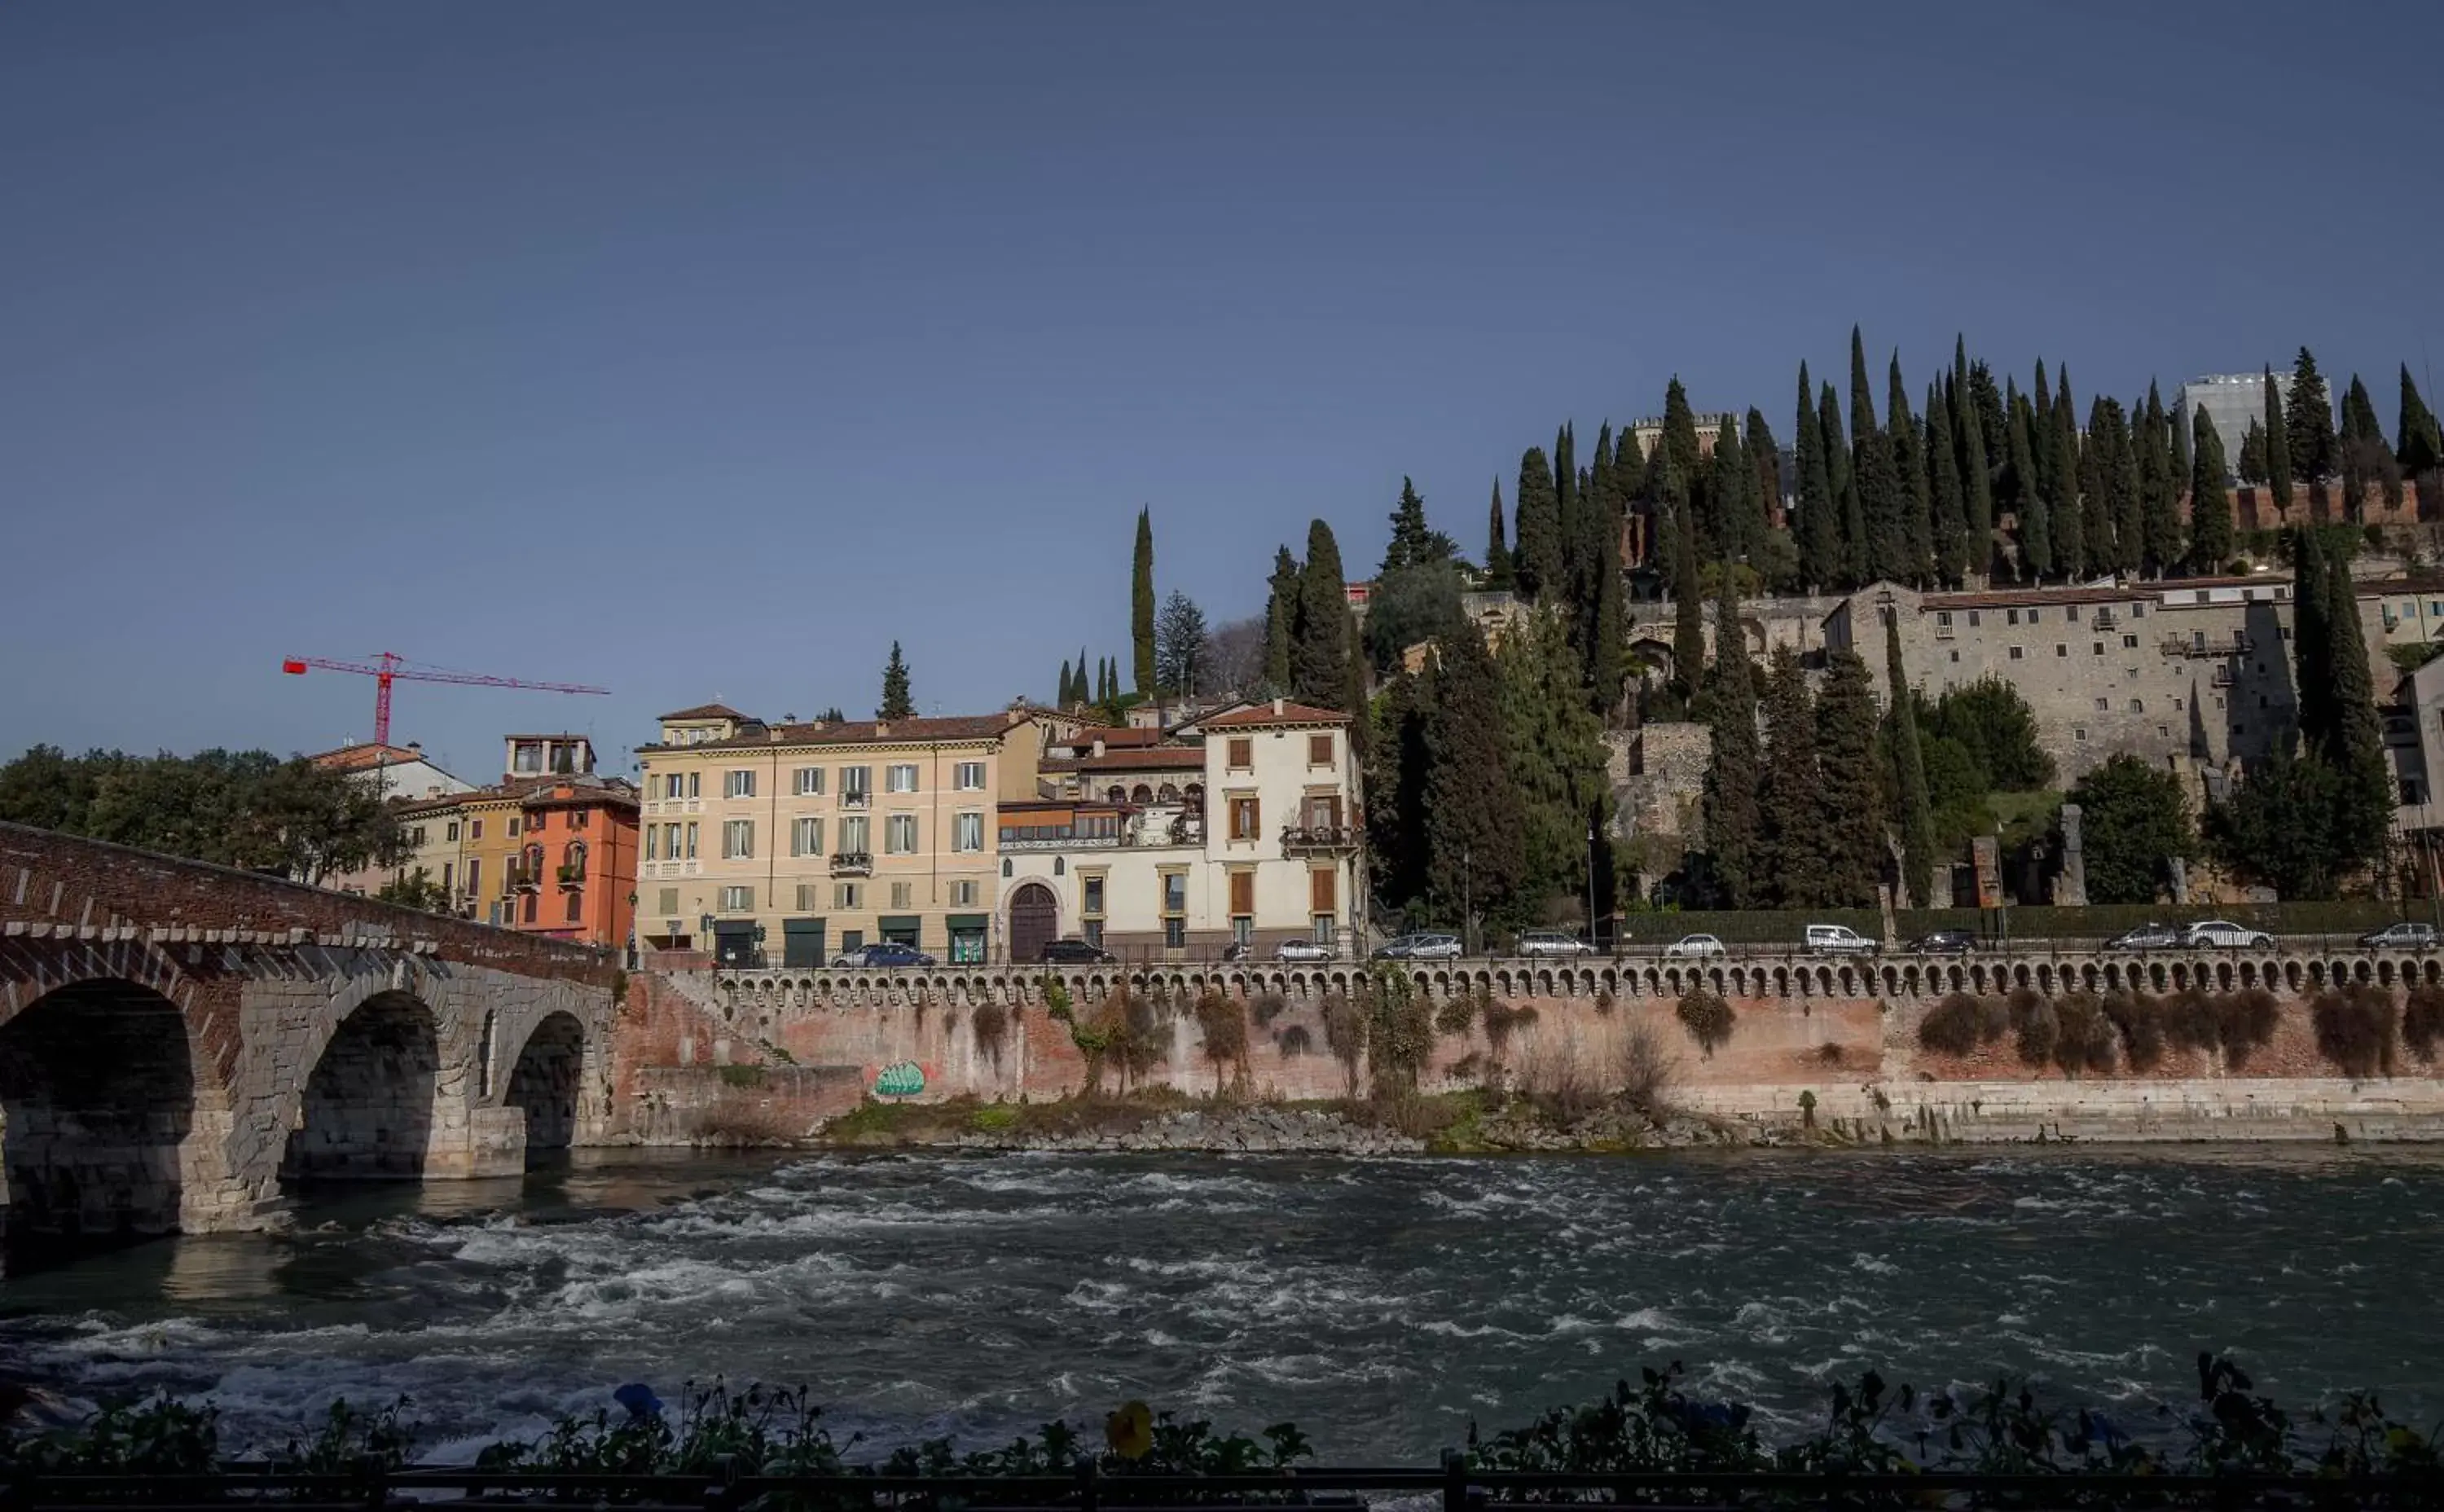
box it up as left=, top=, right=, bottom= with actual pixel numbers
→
left=407, top=741, right=423, bottom=752
left=1092, top=738, right=1106, bottom=758
left=768, top=728, right=783, bottom=742
left=875, top=722, right=890, bottom=737
left=1272, top=697, right=1284, bottom=715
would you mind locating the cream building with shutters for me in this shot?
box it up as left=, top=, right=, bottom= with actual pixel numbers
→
left=997, top=700, right=1362, bottom=960
left=634, top=703, right=1041, bottom=966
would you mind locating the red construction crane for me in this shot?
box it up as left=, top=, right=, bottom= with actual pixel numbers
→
left=280, top=652, right=610, bottom=748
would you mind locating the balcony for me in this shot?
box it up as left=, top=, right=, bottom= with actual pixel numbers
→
left=556, top=863, right=585, bottom=888
left=840, top=790, right=871, bottom=810
left=2162, top=634, right=2253, bottom=658
left=509, top=866, right=540, bottom=893
left=830, top=851, right=873, bottom=877
left=1280, top=823, right=1362, bottom=854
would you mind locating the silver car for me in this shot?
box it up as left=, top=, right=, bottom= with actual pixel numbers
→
left=2183, top=919, right=2273, bottom=949
left=1515, top=929, right=1594, bottom=959
left=1663, top=933, right=1725, bottom=959
left=1273, top=938, right=1333, bottom=963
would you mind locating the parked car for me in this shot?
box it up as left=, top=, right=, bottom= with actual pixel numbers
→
left=1403, top=932, right=1464, bottom=960
left=1516, top=929, right=1595, bottom=959
left=1663, top=933, right=1726, bottom=959
left=1273, top=938, right=1334, bottom=963
left=2183, top=919, right=2274, bottom=949
left=2103, top=923, right=2182, bottom=951
left=1804, top=923, right=1879, bottom=956
left=1910, top=930, right=1977, bottom=955
left=2361, top=921, right=2441, bottom=950
left=1039, top=938, right=1115, bottom=965
left=833, top=942, right=936, bottom=969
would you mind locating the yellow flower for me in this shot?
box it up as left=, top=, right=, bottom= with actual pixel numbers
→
left=1105, top=1400, right=1154, bottom=1461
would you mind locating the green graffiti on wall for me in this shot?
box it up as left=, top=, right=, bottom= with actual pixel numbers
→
left=873, top=1061, right=925, bottom=1098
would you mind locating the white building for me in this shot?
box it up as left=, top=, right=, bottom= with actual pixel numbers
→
left=306, top=741, right=473, bottom=802
left=997, top=700, right=1362, bottom=960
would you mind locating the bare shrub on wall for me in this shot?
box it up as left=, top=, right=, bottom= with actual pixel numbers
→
left=1363, top=966, right=1434, bottom=1098
left=1275, top=1024, right=1313, bottom=1058
left=1675, top=986, right=1735, bottom=1058
left=1480, top=998, right=1528, bottom=1066
left=1320, top=991, right=1367, bottom=1097
left=2051, top=992, right=2119, bottom=1078
left=1615, top=1021, right=1681, bottom=1120
left=2312, top=984, right=2399, bottom=1079
left=2103, top=990, right=2165, bottom=1072
left=2407, top=983, right=2444, bottom=1065
left=2007, top=989, right=2059, bottom=1069
left=1434, top=991, right=1479, bottom=1039
left=1251, top=991, right=1289, bottom=1029
left=2220, top=989, right=2281, bottom=1070
left=1520, top=1025, right=1602, bottom=1123
left=1919, top=993, right=1991, bottom=1056
left=1190, top=991, right=1250, bottom=1095
left=971, top=1000, right=1010, bottom=1068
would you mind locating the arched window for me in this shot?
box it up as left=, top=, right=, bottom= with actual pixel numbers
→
left=1132, top=784, right=1154, bottom=803
left=1001, top=858, right=1013, bottom=877
left=1054, top=857, right=1066, bottom=876
left=1157, top=783, right=1180, bottom=802
left=1106, top=785, right=1125, bottom=803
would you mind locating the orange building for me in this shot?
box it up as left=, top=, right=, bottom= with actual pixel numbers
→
left=506, top=776, right=640, bottom=950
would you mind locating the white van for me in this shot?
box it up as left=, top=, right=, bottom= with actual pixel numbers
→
left=1804, top=923, right=1879, bottom=956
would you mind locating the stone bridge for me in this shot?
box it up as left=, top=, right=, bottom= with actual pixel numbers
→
left=0, top=824, right=620, bottom=1242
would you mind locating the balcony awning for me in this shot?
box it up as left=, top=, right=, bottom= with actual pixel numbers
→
left=946, top=914, right=989, bottom=931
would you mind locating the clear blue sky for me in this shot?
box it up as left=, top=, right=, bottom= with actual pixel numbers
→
left=6, top=2, right=2437, bottom=783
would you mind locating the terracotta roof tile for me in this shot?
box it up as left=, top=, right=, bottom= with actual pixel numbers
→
left=657, top=702, right=749, bottom=722
left=644, top=712, right=1025, bottom=754
left=1196, top=701, right=1352, bottom=727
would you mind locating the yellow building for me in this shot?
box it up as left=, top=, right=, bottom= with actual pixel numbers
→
left=635, top=702, right=1041, bottom=966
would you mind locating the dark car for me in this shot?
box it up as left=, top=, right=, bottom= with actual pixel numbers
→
left=1910, top=930, right=1976, bottom=955
left=833, top=942, right=937, bottom=969
left=2104, top=923, right=2182, bottom=952
left=1040, top=938, right=1116, bottom=965
left=2361, top=921, right=2441, bottom=950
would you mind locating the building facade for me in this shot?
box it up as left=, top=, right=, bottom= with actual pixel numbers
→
left=308, top=740, right=473, bottom=802
left=634, top=705, right=1042, bottom=967
left=997, top=700, right=1362, bottom=960
left=2176, top=372, right=2271, bottom=477
left=504, top=776, right=640, bottom=948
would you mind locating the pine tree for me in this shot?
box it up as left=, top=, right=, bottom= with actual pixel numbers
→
left=2188, top=406, right=2235, bottom=574
left=1512, top=446, right=1563, bottom=600
left=1884, top=611, right=1936, bottom=908
left=2239, top=417, right=2270, bottom=485
left=1960, top=373, right=1995, bottom=582
left=1131, top=508, right=1156, bottom=695
left=2138, top=383, right=2182, bottom=576
left=1154, top=590, right=1210, bottom=696
left=1424, top=626, right=1524, bottom=935
left=1928, top=381, right=1969, bottom=584
left=1699, top=578, right=1761, bottom=906
left=1292, top=521, right=1352, bottom=704
left=2051, top=366, right=2084, bottom=579
left=1484, top=481, right=1514, bottom=589
left=1263, top=547, right=1299, bottom=692
left=1756, top=644, right=1828, bottom=908
left=2263, top=364, right=2294, bottom=510
left=1795, top=363, right=1840, bottom=591
left=2287, top=346, right=2336, bottom=504
left=1888, top=354, right=1932, bottom=583
left=1382, top=476, right=1453, bottom=574
left=2009, top=394, right=2051, bottom=578
left=1497, top=609, right=1612, bottom=923
left=878, top=641, right=915, bottom=719
left=2400, top=365, right=2444, bottom=476
left=1814, top=647, right=1887, bottom=908
left=1849, top=328, right=1906, bottom=582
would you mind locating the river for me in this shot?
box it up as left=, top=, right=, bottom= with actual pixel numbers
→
left=3, top=1147, right=2442, bottom=1460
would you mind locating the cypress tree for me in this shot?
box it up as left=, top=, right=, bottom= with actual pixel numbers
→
left=878, top=641, right=915, bottom=719
left=1554, top=424, right=1582, bottom=606
left=2189, top=406, right=2234, bottom=574
left=1668, top=455, right=1705, bottom=705
left=2079, top=399, right=2112, bottom=578
left=1884, top=611, right=1936, bottom=908
left=1821, top=381, right=1850, bottom=509
left=1795, top=363, right=1840, bottom=591
left=2171, top=387, right=2191, bottom=492
left=2239, top=417, right=2270, bottom=486
left=2340, top=374, right=2401, bottom=516
left=1700, top=578, right=1761, bottom=907
left=1484, top=481, right=1514, bottom=589
left=1711, top=416, right=1751, bottom=566
left=1659, top=380, right=1708, bottom=558
left=1745, top=407, right=1782, bottom=534
left=2032, top=359, right=2055, bottom=503
left=1814, top=646, right=1888, bottom=908
left=2400, top=364, right=2444, bottom=476
left=1585, top=486, right=1627, bottom=719
left=1496, top=609, right=1611, bottom=921
left=2323, top=544, right=2393, bottom=877
left=1849, top=328, right=1906, bottom=582
left=1756, top=644, right=1829, bottom=908
left=1263, top=547, right=1299, bottom=692
left=1512, top=446, right=1563, bottom=600
left=2108, top=398, right=2143, bottom=576
left=2009, top=395, right=2051, bottom=579
left=1423, top=625, right=1524, bottom=934
left=2139, top=383, right=2183, bottom=576
left=1824, top=381, right=1869, bottom=587
left=2051, top=368, right=2086, bottom=580
left=1292, top=521, right=1352, bottom=704
left=1959, top=374, right=1994, bottom=583
left=2263, top=363, right=2294, bottom=512
left=1968, top=361, right=2008, bottom=477
left=1888, top=354, right=1932, bottom=584
left=1131, top=508, right=1157, bottom=694
left=1928, top=381, right=1969, bottom=585
left=1057, top=658, right=1073, bottom=708
left=2288, top=346, right=2336, bottom=507
left=2292, top=525, right=2334, bottom=754
left=1587, top=424, right=1618, bottom=589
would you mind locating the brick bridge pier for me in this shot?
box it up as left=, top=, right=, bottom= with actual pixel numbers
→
left=0, top=824, right=620, bottom=1241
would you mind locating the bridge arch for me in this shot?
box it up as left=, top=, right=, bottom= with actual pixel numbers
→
left=504, top=1011, right=587, bottom=1167
left=281, top=988, right=440, bottom=1185
left=0, top=976, right=202, bottom=1240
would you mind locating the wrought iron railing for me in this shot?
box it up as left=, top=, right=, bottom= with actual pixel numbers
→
left=830, top=852, right=873, bottom=876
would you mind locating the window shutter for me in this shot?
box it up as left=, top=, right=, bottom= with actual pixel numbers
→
left=1229, top=871, right=1254, bottom=915
left=1309, top=868, right=1336, bottom=912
